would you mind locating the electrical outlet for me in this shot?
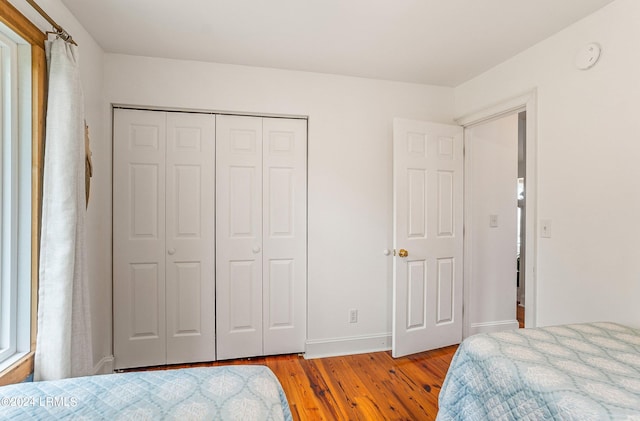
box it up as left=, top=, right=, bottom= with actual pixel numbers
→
left=349, top=309, right=358, bottom=323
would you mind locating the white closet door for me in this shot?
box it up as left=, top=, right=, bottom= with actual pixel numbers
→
left=113, top=109, right=167, bottom=369
left=216, top=115, right=263, bottom=360
left=262, top=118, right=307, bottom=355
left=165, top=113, right=216, bottom=364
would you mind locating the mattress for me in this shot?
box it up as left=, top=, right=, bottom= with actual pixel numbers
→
left=437, top=322, right=640, bottom=420
left=0, top=365, right=293, bottom=420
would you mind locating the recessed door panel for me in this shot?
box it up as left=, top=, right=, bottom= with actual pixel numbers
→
left=437, top=170, right=454, bottom=237
left=269, top=168, right=294, bottom=237
left=436, top=258, right=454, bottom=325
left=229, top=166, right=257, bottom=237
left=407, top=132, right=427, bottom=157
left=407, top=169, right=427, bottom=239
left=173, top=262, right=201, bottom=335
left=174, top=165, right=201, bottom=238
left=438, top=136, right=454, bottom=160
left=174, top=127, right=202, bottom=152
left=268, top=259, right=294, bottom=327
left=130, top=164, right=159, bottom=239
left=407, top=260, right=427, bottom=330
left=268, top=131, right=295, bottom=155
left=129, top=125, right=159, bottom=151
left=129, top=263, right=160, bottom=339
left=230, top=129, right=257, bottom=153
left=229, top=261, right=259, bottom=331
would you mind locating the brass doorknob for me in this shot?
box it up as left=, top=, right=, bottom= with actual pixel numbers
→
left=398, top=249, right=409, bottom=258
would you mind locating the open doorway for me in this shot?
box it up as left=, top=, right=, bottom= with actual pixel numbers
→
left=464, top=113, right=520, bottom=335
left=517, top=111, right=526, bottom=328
left=459, top=90, right=537, bottom=337
left=462, top=108, right=530, bottom=336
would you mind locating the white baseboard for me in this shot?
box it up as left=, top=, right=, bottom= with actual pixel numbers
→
left=468, top=319, right=520, bottom=336
left=93, top=355, right=114, bottom=375
left=304, top=333, right=391, bottom=359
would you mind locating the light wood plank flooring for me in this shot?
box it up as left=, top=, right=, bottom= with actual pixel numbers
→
left=128, top=345, right=458, bottom=420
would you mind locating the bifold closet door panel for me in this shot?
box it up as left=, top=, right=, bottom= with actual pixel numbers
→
left=165, top=113, right=216, bottom=364
left=262, top=118, right=307, bottom=355
left=216, top=115, right=264, bottom=360
left=113, top=109, right=167, bottom=369
left=114, top=109, right=216, bottom=369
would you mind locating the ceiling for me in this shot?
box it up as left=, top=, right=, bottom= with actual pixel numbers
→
left=60, top=0, right=615, bottom=86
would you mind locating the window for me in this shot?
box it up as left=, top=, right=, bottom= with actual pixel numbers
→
left=0, top=2, right=45, bottom=385
left=0, top=25, right=32, bottom=371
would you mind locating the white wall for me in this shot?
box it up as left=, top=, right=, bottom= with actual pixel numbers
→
left=465, top=114, right=519, bottom=335
left=104, top=54, right=454, bottom=357
left=455, top=0, right=640, bottom=328
left=7, top=0, right=111, bottom=373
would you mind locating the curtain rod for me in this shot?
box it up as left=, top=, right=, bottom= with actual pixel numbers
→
left=25, top=0, right=77, bottom=45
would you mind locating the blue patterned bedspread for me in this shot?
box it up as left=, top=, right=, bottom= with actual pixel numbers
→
left=437, top=322, right=640, bottom=420
left=0, top=365, right=293, bottom=420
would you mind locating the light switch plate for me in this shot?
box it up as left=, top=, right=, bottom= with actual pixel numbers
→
left=489, top=214, right=498, bottom=228
left=540, top=219, right=552, bottom=238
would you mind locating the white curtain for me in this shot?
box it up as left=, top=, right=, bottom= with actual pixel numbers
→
left=34, top=38, right=92, bottom=381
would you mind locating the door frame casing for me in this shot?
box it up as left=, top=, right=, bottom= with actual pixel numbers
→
left=456, top=90, right=538, bottom=338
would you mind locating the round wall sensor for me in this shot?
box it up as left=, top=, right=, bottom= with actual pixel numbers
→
left=575, top=43, right=601, bottom=70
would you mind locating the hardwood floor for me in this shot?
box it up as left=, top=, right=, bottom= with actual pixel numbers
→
left=517, top=304, right=525, bottom=328
left=126, top=345, right=458, bottom=420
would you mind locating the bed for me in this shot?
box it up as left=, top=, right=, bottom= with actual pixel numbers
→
left=0, top=365, right=292, bottom=420
left=437, top=322, right=640, bottom=420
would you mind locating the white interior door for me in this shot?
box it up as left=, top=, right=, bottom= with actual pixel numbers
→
left=113, top=109, right=167, bottom=369
left=262, top=118, right=307, bottom=355
left=165, top=112, right=216, bottom=364
left=216, top=115, right=264, bottom=360
left=392, top=118, right=463, bottom=358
